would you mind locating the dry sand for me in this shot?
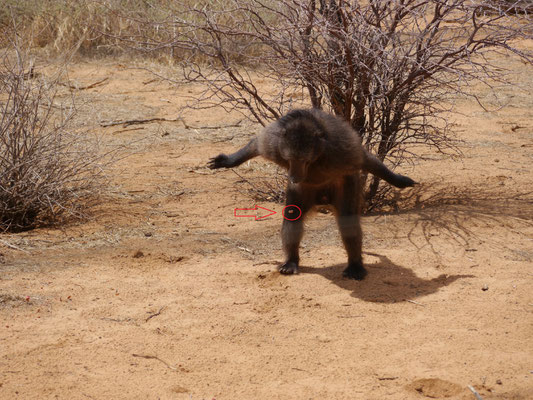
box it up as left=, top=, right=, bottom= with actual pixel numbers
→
left=1, top=56, right=532, bottom=399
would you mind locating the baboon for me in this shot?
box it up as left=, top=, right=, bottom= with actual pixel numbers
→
left=208, top=108, right=415, bottom=280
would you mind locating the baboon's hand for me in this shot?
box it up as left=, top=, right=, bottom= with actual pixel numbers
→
left=208, top=154, right=231, bottom=169
left=395, top=174, right=417, bottom=188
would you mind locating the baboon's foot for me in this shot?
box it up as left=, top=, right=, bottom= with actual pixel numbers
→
left=278, top=261, right=299, bottom=275
left=343, top=262, right=367, bottom=280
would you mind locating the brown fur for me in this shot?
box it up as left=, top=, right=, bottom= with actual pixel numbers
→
left=208, top=109, right=415, bottom=279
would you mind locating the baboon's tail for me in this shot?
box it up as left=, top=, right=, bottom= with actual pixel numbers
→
left=362, top=151, right=416, bottom=188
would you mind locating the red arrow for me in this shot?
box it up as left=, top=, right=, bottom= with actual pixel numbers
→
left=234, top=205, right=277, bottom=220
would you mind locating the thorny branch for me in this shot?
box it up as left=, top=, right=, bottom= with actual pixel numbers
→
left=113, top=0, right=532, bottom=205
left=0, top=42, right=117, bottom=231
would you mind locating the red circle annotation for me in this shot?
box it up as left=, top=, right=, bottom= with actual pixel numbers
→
left=282, top=205, right=302, bottom=221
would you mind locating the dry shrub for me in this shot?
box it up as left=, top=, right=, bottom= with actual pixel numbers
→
left=0, top=47, right=109, bottom=232
left=232, top=168, right=286, bottom=204
left=137, top=0, right=532, bottom=209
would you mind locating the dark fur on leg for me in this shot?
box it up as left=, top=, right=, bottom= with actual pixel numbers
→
left=208, top=109, right=416, bottom=279
left=343, top=261, right=367, bottom=280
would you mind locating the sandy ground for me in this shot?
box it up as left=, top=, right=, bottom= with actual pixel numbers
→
left=0, top=55, right=532, bottom=400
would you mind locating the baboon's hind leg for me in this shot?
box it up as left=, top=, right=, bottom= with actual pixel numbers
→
left=279, top=184, right=313, bottom=275
left=335, top=174, right=367, bottom=280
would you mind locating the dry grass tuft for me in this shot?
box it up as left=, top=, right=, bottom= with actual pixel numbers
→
left=0, top=0, right=208, bottom=61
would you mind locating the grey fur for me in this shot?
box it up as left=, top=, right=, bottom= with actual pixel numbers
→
left=208, top=108, right=416, bottom=279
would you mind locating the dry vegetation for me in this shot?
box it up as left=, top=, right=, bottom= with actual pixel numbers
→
left=3, top=0, right=531, bottom=210
left=0, top=42, right=117, bottom=232
left=0, top=0, right=206, bottom=59
left=143, top=0, right=533, bottom=205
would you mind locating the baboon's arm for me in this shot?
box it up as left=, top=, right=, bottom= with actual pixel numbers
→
left=363, top=151, right=416, bottom=188
left=208, top=137, right=259, bottom=169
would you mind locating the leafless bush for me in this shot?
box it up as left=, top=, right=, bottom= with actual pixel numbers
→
left=232, top=168, right=286, bottom=203
left=0, top=47, right=109, bottom=232
left=128, top=0, right=532, bottom=207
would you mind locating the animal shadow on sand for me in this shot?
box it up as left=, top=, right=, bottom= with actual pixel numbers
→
left=299, top=253, right=473, bottom=303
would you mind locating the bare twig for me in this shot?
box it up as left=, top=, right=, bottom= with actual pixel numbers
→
left=60, top=77, right=109, bottom=90
left=100, top=317, right=133, bottom=323
left=406, top=300, right=426, bottom=307
left=187, top=120, right=243, bottom=130
left=468, top=385, right=484, bottom=400
left=291, top=367, right=308, bottom=372
left=0, top=239, right=30, bottom=253
left=142, top=78, right=158, bottom=85
left=100, top=117, right=242, bottom=130
left=100, top=117, right=183, bottom=128
left=131, top=353, right=177, bottom=371
left=145, top=306, right=166, bottom=322
left=111, top=127, right=144, bottom=134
